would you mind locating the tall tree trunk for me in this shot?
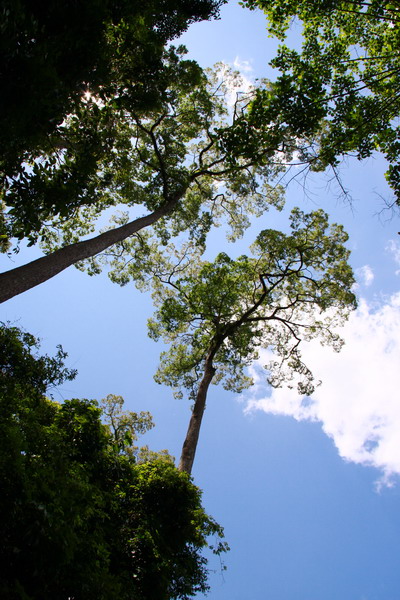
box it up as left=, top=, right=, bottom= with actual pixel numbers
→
left=178, top=357, right=216, bottom=475
left=0, top=197, right=179, bottom=303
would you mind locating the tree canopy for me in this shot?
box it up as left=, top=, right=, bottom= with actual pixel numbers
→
left=0, top=0, right=223, bottom=179
left=1, top=2, right=383, bottom=597
left=243, top=0, right=400, bottom=204
left=0, top=62, right=290, bottom=302
left=0, top=323, right=227, bottom=599
left=141, top=208, right=356, bottom=472
left=2, top=0, right=397, bottom=304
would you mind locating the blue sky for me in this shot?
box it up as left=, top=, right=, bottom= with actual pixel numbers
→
left=2, top=1, right=400, bottom=598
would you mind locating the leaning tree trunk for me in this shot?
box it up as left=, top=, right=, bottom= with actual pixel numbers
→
left=178, top=357, right=216, bottom=475
left=0, top=197, right=179, bottom=303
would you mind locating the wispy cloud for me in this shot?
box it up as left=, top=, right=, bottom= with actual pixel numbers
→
left=386, top=239, right=400, bottom=274
left=233, top=56, right=254, bottom=73
left=244, top=292, right=400, bottom=489
left=355, top=265, right=374, bottom=287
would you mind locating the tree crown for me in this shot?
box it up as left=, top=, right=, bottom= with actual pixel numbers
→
left=146, top=208, right=356, bottom=400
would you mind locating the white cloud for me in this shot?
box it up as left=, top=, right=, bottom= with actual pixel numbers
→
left=355, top=265, right=374, bottom=287
left=233, top=56, right=253, bottom=73
left=386, top=239, right=400, bottom=274
left=244, top=292, right=400, bottom=488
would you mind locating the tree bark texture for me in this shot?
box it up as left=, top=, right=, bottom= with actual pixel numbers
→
left=0, top=198, right=178, bottom=303
left=178, top=358, right=216, bottom=475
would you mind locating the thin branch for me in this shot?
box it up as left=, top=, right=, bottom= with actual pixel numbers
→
left=133, top=115, right=170, bottom=198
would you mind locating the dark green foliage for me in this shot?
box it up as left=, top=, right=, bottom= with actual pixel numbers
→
left=119, top=460, right=226, bottom=600
left=0, top=324, right=226, bottom=600
left=0, top=0, right=223, bottom=178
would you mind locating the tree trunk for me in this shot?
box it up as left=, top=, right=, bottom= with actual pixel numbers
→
left=178, top=358, right=216, bottom=475
left=0, top=197, right=178, bottom=303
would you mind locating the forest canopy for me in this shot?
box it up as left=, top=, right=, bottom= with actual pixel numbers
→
left=1, top=1, right=393, bottom=597
left=0, top=323, right=227, bottom=600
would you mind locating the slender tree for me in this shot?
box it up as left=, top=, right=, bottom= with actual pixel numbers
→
left=143, top=209, right=356, bottom=473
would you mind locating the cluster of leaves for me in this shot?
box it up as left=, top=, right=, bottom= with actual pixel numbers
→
left=244, top=0, right=400, bottom=203
left=0, top=323, right=227, bottom=600
left=2, top=46, right=204, bottom=244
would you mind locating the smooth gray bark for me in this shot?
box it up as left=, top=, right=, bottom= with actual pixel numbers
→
left=178, top=356, right=216, bottom=475
left=0, top=198, right=178, bottom=303
left=177, top=294, right=271, bottom=474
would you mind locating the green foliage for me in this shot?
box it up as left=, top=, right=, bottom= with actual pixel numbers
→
left=2, top=59, right=287, bottom=259
left=0, top=323, right=77, bottom=397
left=100, top=393, right=155, bottom=457
left=243, top=0, right=400, bottom=203
left=0, top=0, right=224, bottom=180
left=123, top=460, right=228, bottom=600
left=148, top=209, right=356, bottom=399
left=0, top=2, right=229, bottom=260
left=0, top=324, right=227, bottom=599
left=3, top=47, right=202, bottom=244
